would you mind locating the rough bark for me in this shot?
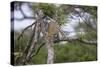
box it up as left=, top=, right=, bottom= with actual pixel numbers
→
left=40, top=18, right=55, bottom=64
left=46, top=37, right=54, bottom=64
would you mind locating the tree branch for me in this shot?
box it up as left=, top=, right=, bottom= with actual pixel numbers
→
left=54, top=38, right=97, bottom=45
left=76, top=11, right=96, bottom=31
left=11, top=16, right=35, bottom=21
left=11, top=2, right=35, bottom=22
left=17, top=21, right=36, bottom=40
left=27, top=42, right=45, bottom=62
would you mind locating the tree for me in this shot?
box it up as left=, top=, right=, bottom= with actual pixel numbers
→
left=11, top=1, right=97, bottom=65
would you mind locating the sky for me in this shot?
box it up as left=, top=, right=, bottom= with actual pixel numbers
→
left=14, top=3, right=34, bottom=30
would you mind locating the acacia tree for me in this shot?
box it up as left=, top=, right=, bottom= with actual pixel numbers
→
left=11, top=1, right=97, bottom=65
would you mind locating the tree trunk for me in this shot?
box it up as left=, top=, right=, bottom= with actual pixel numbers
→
left=46, top=37, right=54, bottom=64
left=40, top=16, right=55, bottom=64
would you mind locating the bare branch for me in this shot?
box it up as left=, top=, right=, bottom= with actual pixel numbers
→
left=54, top=38, right=97, bottom=45
left=11, top=2, right=35, bottom=22
left=19, top=4, right=30, bottom=17
left=16, top=22, right=37, bottom=65
left=76, top=11, right=96, bottom=30
left=17, top=21, right=36, bottom=40
left=11, top=16, right=35, bottom=21
left=27, top=42, right=45, bottom=62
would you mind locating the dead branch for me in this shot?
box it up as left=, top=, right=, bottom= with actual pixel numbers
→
left=27, top=42, right=45, bottom=62
left=11, top=16, right=35, bottom=21
left=11, top=2, right=35, bottom=22
left=54, top=38, right=97, bottom=45
left=25, top=21, right=39, bottom=61
left=75, top=11, right=96, bottom=31
left=17, top=21, right=36, bottom=40
left=16, top=21, right=37, bottom=64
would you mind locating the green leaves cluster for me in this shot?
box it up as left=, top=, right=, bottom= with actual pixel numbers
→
left=32, top=3, right=56, bottom=18
left=32, top=3, right=66, bottom=25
